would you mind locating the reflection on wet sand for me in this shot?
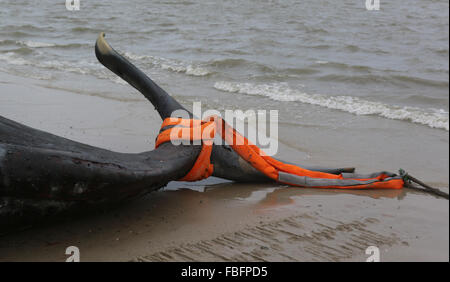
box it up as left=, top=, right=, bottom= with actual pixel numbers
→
left=0, top=181, right=447, bottom=261
left=191, top=180, right=408, bottom=210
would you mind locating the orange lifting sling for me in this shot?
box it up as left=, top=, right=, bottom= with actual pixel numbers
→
left=155, top=116, right=405, bottom=189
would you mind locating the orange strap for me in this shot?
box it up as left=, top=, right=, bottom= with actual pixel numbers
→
left=155, top=116, right=404, bottom=189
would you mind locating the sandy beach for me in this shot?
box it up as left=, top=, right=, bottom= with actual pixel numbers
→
left=0, top=73, right=448, bottom=262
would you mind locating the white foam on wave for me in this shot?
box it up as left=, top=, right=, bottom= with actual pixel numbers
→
left=214, top=81, right=449, bottom=131
left=124, top=52, right=211, bottom=77
left=17, top=40, right=56, bottom=48
left=0, top=49, right=210, bottom=86
left=38, top=59, right=129, bottom=85
left=0, top=52, right=29, bottom=66
left=0, top=52, right=122, bottom=83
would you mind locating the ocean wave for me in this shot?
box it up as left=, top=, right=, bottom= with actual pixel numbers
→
left=0, top=39, right=15, bottom=46
left=318, top=73, right=449, bottom=88
left=0, top=47, right=211, bottom=79
left=205, top=58, right=276, bottom=73
left=71, top=26, right=103, bottom=33
left=206, top=58, right=249, bottom=68
left=0, top=24, right=45, bottom=33
left=313, top=61, right=371, bottom=72
left=123, top=52, right=211, bottom=77
left=0, top=39, right=53, bottom=49
left=0, top=47, right=33, bottom=55
left=17, top=40, right=56, bottom=48
left=1, top=39, right=87, bottom=49
left=161, top=63, right=210, bottom=76
left=213, top=81, right=449, bottom=131
left=0, top=52, right=121, bottom=84
left=41, top=59, right=96, bottom=75
left=0, top=52, right=29, bottom=66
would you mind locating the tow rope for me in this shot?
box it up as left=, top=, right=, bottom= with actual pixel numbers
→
left=399, top=169, right=449, bottom=199
left=155, top=116, right=448, bottom=198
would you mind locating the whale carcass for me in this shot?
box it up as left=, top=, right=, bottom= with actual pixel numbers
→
left=0, top=34, right=356, bottom=229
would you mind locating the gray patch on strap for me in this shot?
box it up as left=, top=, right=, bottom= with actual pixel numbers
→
left=341, top=171, right=396, bottom=179
left=278, top=171, right=381, bottom=187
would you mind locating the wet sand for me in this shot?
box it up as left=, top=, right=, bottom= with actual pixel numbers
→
left=0, top=73, right=448, bottom=261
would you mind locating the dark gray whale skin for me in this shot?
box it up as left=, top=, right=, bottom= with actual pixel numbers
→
left=0, top=114, right=201, bottom=229
left=0, top=34, right=353, bottom=230
left=0, top=34, right=203, bottom=229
